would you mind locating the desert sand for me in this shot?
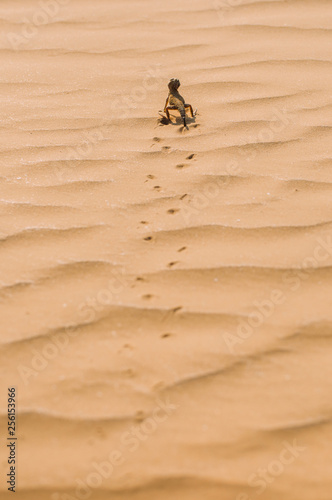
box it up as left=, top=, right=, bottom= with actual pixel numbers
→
left=1, top=0, right=332, bottom=499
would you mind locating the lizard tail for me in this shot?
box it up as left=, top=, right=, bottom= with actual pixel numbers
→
left=180, top=108, right=187, bottom=127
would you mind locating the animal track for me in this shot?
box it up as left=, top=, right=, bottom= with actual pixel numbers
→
left=135, top=410, right=146, bottom=422
left=121, top=343, right=134, bottom=352
left=167, top=261, right=178, bottom=268
left=172, top=306, right=182, bottom=313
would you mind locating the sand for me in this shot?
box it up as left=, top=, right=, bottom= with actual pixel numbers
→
left=1, top=0, right=332, bottom=499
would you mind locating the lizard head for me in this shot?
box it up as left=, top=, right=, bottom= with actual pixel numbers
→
left=168, top=78, right=180, bottom=92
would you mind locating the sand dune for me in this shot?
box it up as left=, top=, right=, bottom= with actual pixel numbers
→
left=1, top=0, right=332, bottom=499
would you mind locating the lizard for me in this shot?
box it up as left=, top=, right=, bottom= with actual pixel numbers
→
left=161, top=78, right=195, bottom=128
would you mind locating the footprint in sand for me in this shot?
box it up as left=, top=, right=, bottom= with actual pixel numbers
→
left=171, top=306, right=182, bottom=313
left=120, top=343, right=134, bottom=354
left=150, top=137, right=162, bottom=148
left=135, top=411, right=146, bottom=422
left=161, top=333, right=173, bottom=339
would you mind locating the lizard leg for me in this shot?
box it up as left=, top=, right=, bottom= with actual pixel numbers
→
left=163, top=97, right=169, bottom=113
left=185, top=104, right=194, bottom=117
left=166, top=106, right=177, bottom=121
